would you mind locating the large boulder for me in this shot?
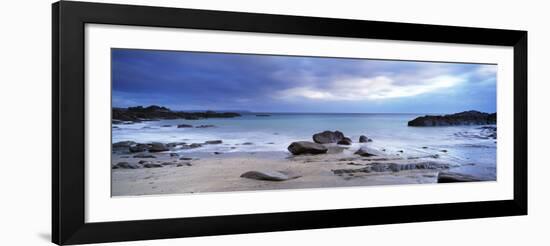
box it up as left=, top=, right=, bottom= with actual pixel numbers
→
left=312, top=130, right=345, bottom=144
left=240, top=170, right=301, bottom=181
left=359, top=135, right=372, bottom=143
left=437, top=172, right=483, bottom=183
left=287, top=141, right=328, bottom=155
left=148, top=142, right=169, bottom=152
left=408, top=111, right=497, bottom=126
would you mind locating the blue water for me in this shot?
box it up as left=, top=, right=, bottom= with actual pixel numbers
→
left=112, top=113, right=496, bottom=179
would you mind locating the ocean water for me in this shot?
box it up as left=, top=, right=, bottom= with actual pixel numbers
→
left=112, top=113, right=497, bottom=180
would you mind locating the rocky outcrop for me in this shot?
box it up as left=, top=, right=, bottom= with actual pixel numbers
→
left=177, top=124, right=193, bottom=128
left=332, top=161, right=452, bottom=175
left=288, top=141, right=328, bottom=155
left=112, top=105, right=241, bottom=123
left=408, top=111, right=496, bottom=126
left=437, top=172, right=483, bottom=183
left=240, top=170, right=301, bottom=181
left=312, top=130, right=345, bottom=144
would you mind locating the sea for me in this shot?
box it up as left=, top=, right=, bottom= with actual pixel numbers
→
left=112, top=113, right=497, bottom=180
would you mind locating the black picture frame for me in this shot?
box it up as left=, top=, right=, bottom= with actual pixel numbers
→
left=52, top=1, right=527, bottom=245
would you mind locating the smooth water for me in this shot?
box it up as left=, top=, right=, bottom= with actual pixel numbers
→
left=112, top=113, right=497, bottom=179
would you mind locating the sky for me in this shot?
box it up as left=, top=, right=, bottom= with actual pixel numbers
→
left=112, top=49, right=497, bottom=113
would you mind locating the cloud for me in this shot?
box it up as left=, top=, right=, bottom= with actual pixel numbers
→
left=275, top=74, right=466, bottom=101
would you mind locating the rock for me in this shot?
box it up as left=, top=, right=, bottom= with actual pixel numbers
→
left=143, top=163, right=163, bottom=168
left=129, top=143, right=150, bottom=153
left=213, top=152, right=223, bottom=155
left=312, top=130, right=345, bottom=144
left=359, top=135, right=369, bottom=143
left=196, top=125, right=215, bottom=128
left=161, top=125, right=171, bottom=127
left=287, top=141, right=328, bottom=155
left=148, top=142, right=169, bottom=152
left=332, top=161, right=452, bottom=175
left=112, top=162, right=140, bottom=169
left=205, top=140, right=223, bottom=144
left=337, top=137, right=352, bottom=145
left=112, top=141, right=136, bottom=148
left=241, top=142, right=254, bottom=145
left=437, top=172, right=483, bottom=183
left=440, top=149, right=448, bottom=153
left=112, top=105, right=241, bottom=122
left=189, top=143, right=203, bottom=148
left=177, top=124, right=193, bottom=128
left=138, top=160, right=152, bottom=164
left=240, top=170, right=301, bottom=181
left=354, top=147, right=384, bottom=157
left=170, top=153, right=179, bottom=157
left=161, top=162, right=174, bottom=166
left=408, top=111, right=496, bottom=126
left=133, top=153, right=156, bottom=158
left=266, top=142, right=275, bottom=144
left=176, top=162, right=192, bottom=167
left=179, top=157, right=193, bottom=160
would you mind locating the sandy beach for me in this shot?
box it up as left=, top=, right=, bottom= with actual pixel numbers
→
left=111, top=144, right=468, bottom=196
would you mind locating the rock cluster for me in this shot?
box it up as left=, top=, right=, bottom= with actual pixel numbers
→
left=408, top=111, right=496, bottom=126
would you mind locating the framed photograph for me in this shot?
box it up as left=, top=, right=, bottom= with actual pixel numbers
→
left=52, top=1, right=527, bottom=245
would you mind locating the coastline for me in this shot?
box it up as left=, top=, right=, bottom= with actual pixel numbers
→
left=111, top=143, right=491, bottom=196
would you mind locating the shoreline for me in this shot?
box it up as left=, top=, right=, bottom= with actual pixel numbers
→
left=111, top=143, right=493, bottom=196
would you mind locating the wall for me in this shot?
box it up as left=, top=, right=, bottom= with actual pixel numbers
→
left=0, top=0, right=546, bottom=245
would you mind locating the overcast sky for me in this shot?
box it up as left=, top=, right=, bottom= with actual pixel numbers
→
left=112, top=49, right=496, bottom=113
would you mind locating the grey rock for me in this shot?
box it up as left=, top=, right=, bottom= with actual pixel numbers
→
left=112, top=162, right=140, bottom=169
left=241, top=142, right=254, bottom=145
left=170, top=153, right=179, bottom=157
left=354, top=147, right=384, bottom=157
left=149, top=142, right=169, bottom=152
left=205, top=140, right=223, bottom=144
left=240, top=170, right=301, bottom=181
left=113, top=141, right=136, bottom=148
left=337, top=137, right=352, bottom=145
left=312, top=130, right=345, bottom=144
left=196, top=124, right=215, bottom=128
left=189, top=143, right=203, bottom=148
left=129, top=144, right=149, bottom=153
left=287, top=141, right=328, bottom=155
left=177, top=124, right=193, bottom=128
left=133, top=153, right=156, bottom=158
left=359, top=135, right=369, bottom=143
left=143, top=163, right=163, bottom=168
left=179, top=157, right=193, bottom=160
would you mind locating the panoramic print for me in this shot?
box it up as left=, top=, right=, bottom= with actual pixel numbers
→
left=110, top=49, right=497, bottom=196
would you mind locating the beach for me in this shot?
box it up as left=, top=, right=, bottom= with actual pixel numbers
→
left=111, top=112, right=497, bottom=196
